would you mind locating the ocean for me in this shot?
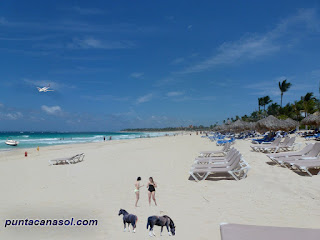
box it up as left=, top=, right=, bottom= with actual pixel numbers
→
left=0, top=132, right=172, bottom=151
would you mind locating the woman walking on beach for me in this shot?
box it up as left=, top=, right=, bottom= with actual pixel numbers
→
left=147, top=177, right=157, bottom=206
left=134, top=177, right=143, bottom=207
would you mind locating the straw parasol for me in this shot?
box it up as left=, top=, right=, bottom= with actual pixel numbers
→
left=301, top=114, right=320, bottom=126
left=256, top=115, right=288, bottom=132
left=284, top=118, right=299, bottom=129
left=215, top=123, right=231, bottom=133
left=249, top=121, right=257, bottom=130
left=229, top=119, right=251, bottom=132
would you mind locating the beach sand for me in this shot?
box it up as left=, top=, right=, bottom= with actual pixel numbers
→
left=0, top=134, right=320, bottom=239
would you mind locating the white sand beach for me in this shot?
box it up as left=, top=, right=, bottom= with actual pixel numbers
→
left=0, top=134, right=320, bottom=239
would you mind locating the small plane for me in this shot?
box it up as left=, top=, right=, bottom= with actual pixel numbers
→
left=37, top=84, right=54, bottom=92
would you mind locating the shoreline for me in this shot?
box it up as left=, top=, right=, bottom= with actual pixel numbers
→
left=0, top=131, right=184, bottom=153
left=0, top=133, right=179, bottom=157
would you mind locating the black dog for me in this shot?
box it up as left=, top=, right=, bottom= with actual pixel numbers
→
left=146, top=215, right=175, bottom=237
left=118, top=209, right=138, bottom=233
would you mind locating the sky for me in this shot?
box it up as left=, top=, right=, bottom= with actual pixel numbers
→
left=0, top=0, right=320, bottom=131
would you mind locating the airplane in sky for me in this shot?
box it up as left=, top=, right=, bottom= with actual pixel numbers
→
left=37, top=84, right=54, bottom=92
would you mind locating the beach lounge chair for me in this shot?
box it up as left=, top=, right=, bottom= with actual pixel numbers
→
left=251, top=134, right=275, bottom=144
left=250, top=138, right=281, bottom=153
left=194, top=148, right=237, bottom=164
left=192, top=150, right=240, bottom=168
left=266, top=143, right=314, bottom=165
left=189, top=154, right=250, bottom=181
left=191, top=153, right=244, bottom=170
left=49, top=153, right=85, bottom=165
left=216, top=138, right=235, bottom=146
left=220, top=223, right=320, bottom=240
left=278, top=143, right=320, bottom=167
left=276, top=136, right=290, bottom=151
left=292, top=160, right=320, bottom=176
left=199, top=142, right=231, bottom=157
left=280, top=137, right=296, bottom=151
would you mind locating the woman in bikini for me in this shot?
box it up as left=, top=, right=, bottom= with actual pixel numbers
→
left=147, top=177, right=157, bottom=206
left=134, top=177, right=143, bottom=207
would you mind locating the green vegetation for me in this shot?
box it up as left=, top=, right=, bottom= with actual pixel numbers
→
left=226, top=80, right=319, bottom=123
left=123, top=80, right=319, bottom=132
left=278, top=79, right=292, bottom=107
left=122, top=126, right=213, bottom=132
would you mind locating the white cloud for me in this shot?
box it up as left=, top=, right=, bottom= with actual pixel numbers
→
left=167, top=91, right=184, bottom=97
left=182, top=8, right=319, bottom=73
left=136, top=93, right=153, bottom=104
left=68, top=37, right=134, bottom=49
left=0, top=111, right=23, bottom=120
left=130, top=72, right=144, bottom=78
left=187, top=25, right=193, bottom=30
left=0, top=103, right=4, bottom=108
left=41, top=105, right=62, bottom=115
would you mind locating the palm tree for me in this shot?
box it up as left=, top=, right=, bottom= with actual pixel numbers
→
left=278, top=79, right=292, bottom=107
left=301, top=92, right=316, bottom=117
left=258, top=97, right=264, bottom=111
left=292, top=100, right=303, bottom=120
left=263, top=96, right=272, bottom=111
left=267, top=103, right=280, bottom=116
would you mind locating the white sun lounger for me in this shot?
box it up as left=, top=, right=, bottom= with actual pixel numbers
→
left=292, top=160, right=320, bottom=176
left=49, top=153, right=85, bottom=165
left=274, top=143, right=320, bottom=166
left=266, top=143, right=314, bottom=160
left=199, top=142, right=231, bottom=157
left=189, top=154, right=250, bottom=181
left=194, top=148, right=237, bottom=164
left=191, top=152, right=240, bottom=169
left=250, top=138, right=281, bottom=153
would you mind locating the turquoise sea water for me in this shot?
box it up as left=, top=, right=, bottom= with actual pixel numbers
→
left=0, top=132, right=171, bottom=151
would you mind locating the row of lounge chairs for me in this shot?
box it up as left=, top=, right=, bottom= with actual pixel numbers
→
left=49, top=153, right=85, bottom=165
left=250, top=136, right=296, bottom=153
left=189, top=145, right=250, bottom=181
left=266, top=143, right=320, bottom=176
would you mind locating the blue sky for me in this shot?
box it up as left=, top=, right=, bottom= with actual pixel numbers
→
left=0, top=1, right=320, bottom=131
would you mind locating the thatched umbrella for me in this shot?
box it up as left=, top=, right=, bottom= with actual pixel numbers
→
left=301, top=114, right=320, bottom=126
left=256, top=115, right=288, bottom=132
left=249, top=122, right=257, bottom=130
left=229, top=119, right=251, bottom=132
left=217, top=123, right=232, bottom=133
left=214, top=124, right=225, bottom=132
left=284, top=118, right=299, bottom=129
left=220, top=124, right=230, bottom=133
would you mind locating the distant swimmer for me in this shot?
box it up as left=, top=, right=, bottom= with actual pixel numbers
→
left=37, top=84, right=54, bottom=92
